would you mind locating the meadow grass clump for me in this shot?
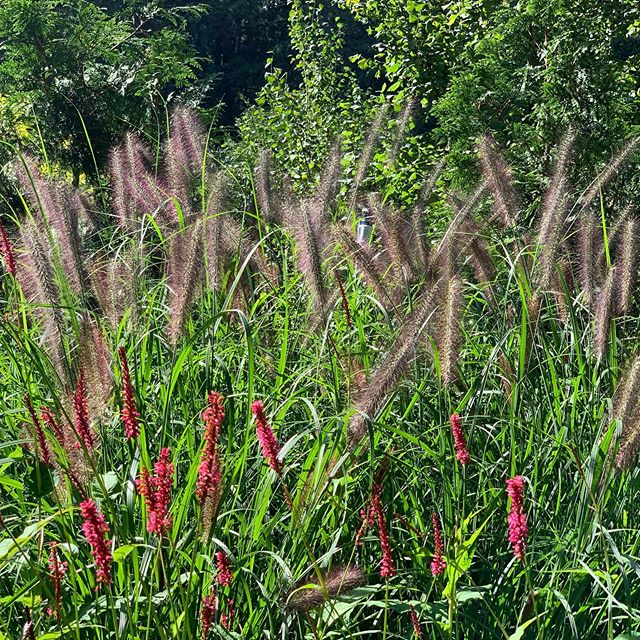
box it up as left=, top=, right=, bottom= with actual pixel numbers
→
left=2, top=109, right=640, bottom=639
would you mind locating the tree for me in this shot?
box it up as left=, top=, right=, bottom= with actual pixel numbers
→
left=0, top=0, right=204, bottom=183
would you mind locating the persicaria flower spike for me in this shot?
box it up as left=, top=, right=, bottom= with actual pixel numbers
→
left=506, top=475, right=528, bottom=561
left=251, top=400, right=282, bottom=474
left=369, top=479, right=396, bottom=579
left=41, top=409, right=65, bottom=447
left=137, top=447, right=174, bottom=536
left=197, top=392, right=224, bottom=504
left=200, top=591, right=217, bottom=639
left=79, top=499, right=112, bottom=586
left=118, top=346, right=140, bottom=440
left=409, top=604, right=423, bottom=638
left=450, top=413, right=470, bottom=465
left=221, top=599, right=235, bottom=630
left=25, top=395, right=52, bottom=467
left=73, top=370, right=96, bottom=450
left=0, top=222, right=16, bottom=276
left=216, top=550, right=233, bottom=587
left=430, top=511, right=446, bottom=576
left=47, top=543, right=67, bottom=618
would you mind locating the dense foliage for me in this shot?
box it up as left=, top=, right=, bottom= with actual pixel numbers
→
left=2, top=2, right=640, bottom=639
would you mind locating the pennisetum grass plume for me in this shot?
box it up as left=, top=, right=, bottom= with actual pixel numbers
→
left=613, top=217, right=638, bottom=316
left=477, top=133, right=518, bottom=227
left=594, top=266, right=615, bottom=360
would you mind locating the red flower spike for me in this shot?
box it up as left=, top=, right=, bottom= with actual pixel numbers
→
left=506, top=475, right=528, bottom=561
left=200, top=591, right=217, bottom=639
left=25, top=395, right=52, bottom=467
left=118, top=346, right=140, bottom=440
left=450, top=413, right=470, bottom=465
left=197, top=392, right=225, bottom=504
left=0, top=222, right=16, bottom=276
left=251, top=400, right=282, bottom=474
left=430, top=511, right=446, bottom=576
left=409, top=604, right=423, bottom=638
left=79, top=499, right=111, bottom=586
left=137, top=448, right=174, bottom=536
left=47, top=543, right=67, bottom=618
left=41, top=409, right=65, bottom=447
left=216, top=550, right=233, bottom=587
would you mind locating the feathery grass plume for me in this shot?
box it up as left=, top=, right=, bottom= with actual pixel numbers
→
left=387, top=97, right=416, bottom=168
left=349, top=102, right=390, bottom=209
left=411, top=159, right=445, bottom=269
left=89, top=245, right=138, bottom=331
left=594, top=205, right=632, bottom=277
left=367, top=193, right=416, bottom=279
left=466, top=223, right=497, bottom=303
left=166, top=220, right=203, bottom=345
left=202, top=171, right=229, bottom=293
left=579, top=136, right=640, bottom=211
left=15, top=156, right=86, bottom=293
left=108, top=132, right=164, bottom=229
left=336, top=225, right=396, bottom=309
left=613, top=353, right=640, bottom=469
left=432, top=186, right=486, bottom=284
left=19, top=221, right=67, bottom=378
left=594, top=266, right=616, bottom=360
left=477, top=134, right=518, bottom=227
left=219, top=214, right=278, bottom=290
left=282, top=182, right=330, bottom=323
left=310, top=139, right=342, bottom=244
left=254, top=149, right=278, bottom=224
left=164, top=105, right=206, bottom=220
left=613, top=217, right=638, bottom=316
left=551, top=259, right=572, bottom=321
left=577, top=209, right=599, bottom=307
left=78, top=317, right=113, bottom=418
left=542, top=127, right=576, bottom=220
left=348, top=280, right=441, bottom=446
left=536, top=130, right=576, bottom=256
left=536, top=175, right=570, bottom=292
left=434, top=276, right=463, bottom=387
left=286, top=565, right=364, bottom=612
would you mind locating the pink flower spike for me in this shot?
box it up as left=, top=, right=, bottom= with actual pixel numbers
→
left=0, top=222, right=16, bottom=276
left=25, top=395, right=52, bottom=467
left=251, top=400, right=282, bottom=474
left=197, top=392, right=225, bottom=504
left=137, top=448, right=174, bottom=537
left=216, top=550, right=233, bottom=587
left=47, top=543, right=67, bottom=618
left=409, top=604, right=423, bottom=638
left=200, top=591, right=217, bottom=639
left=506, top=475, right=528, bottom=561
left=450, top=413, right=470, bottom=465
left=430, top=511, right=446, bottom=576
left=118, top=346, right=140, bottom=440
left=79, top=499, right=112, bottom=586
